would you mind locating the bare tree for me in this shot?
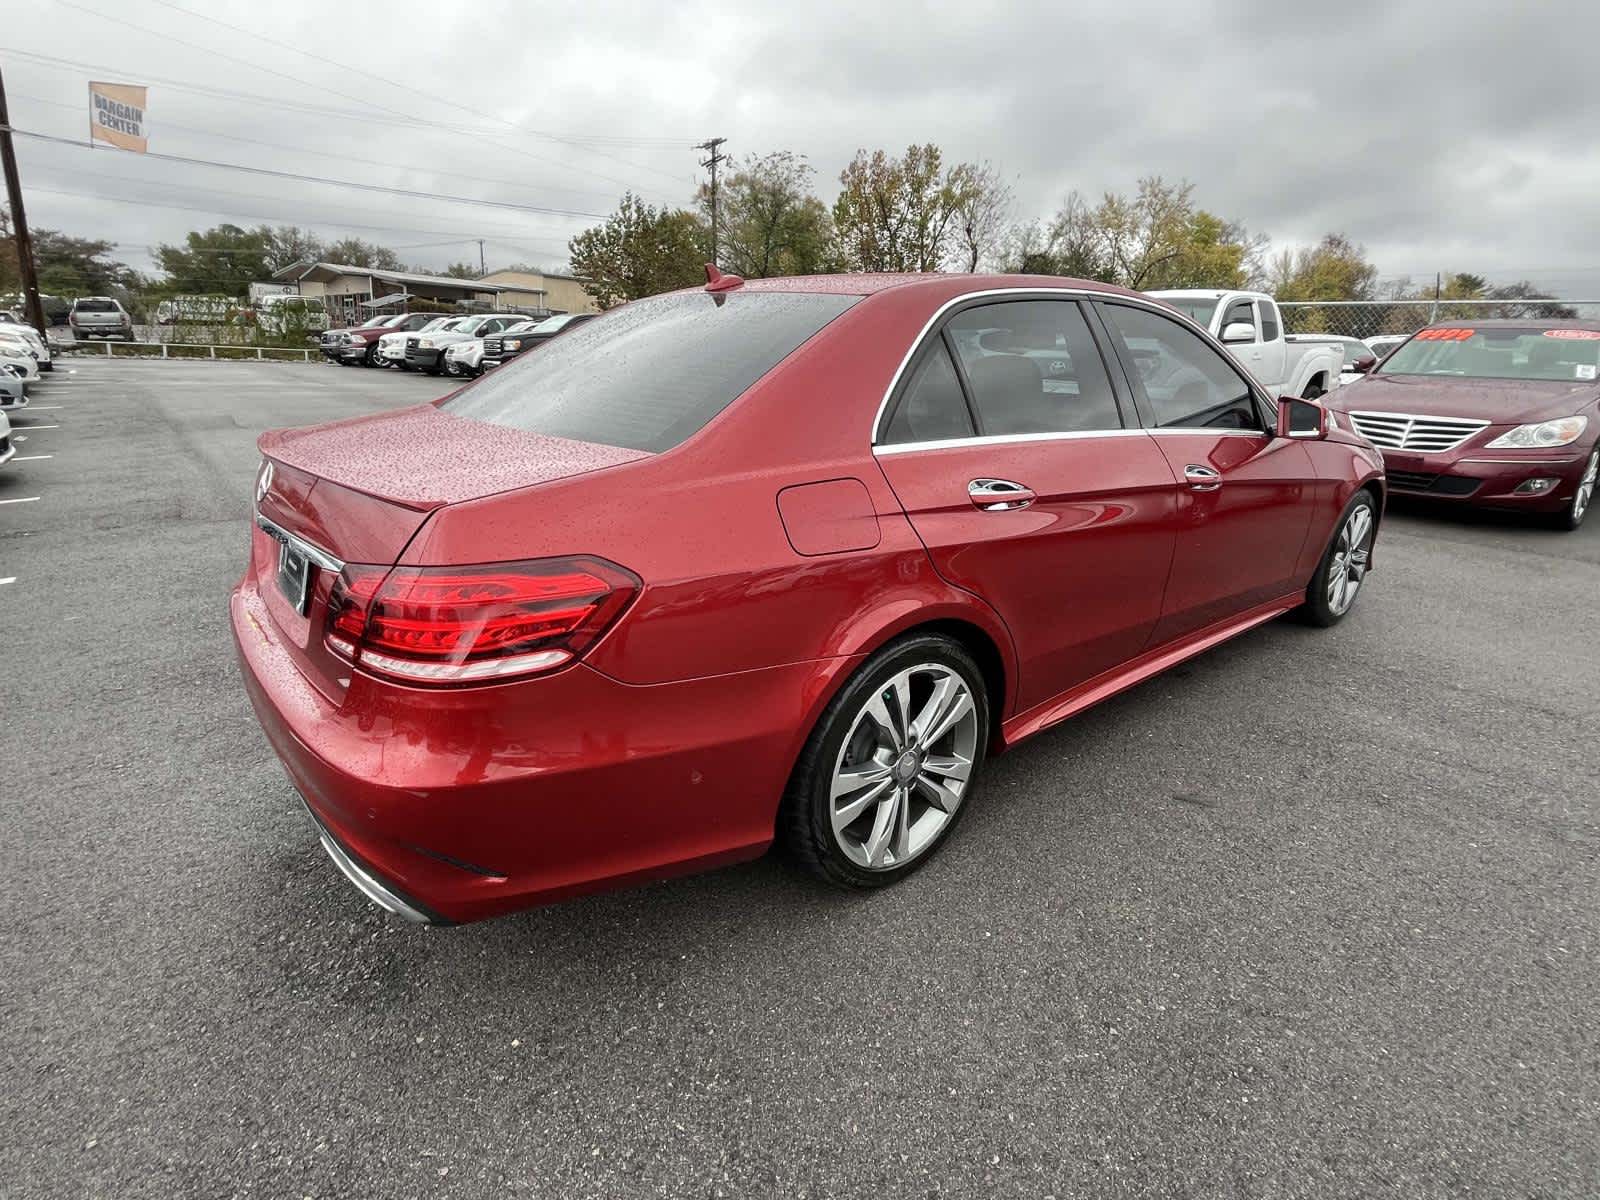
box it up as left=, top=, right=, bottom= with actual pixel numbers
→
left=947, top=161, right=1014, bottom=272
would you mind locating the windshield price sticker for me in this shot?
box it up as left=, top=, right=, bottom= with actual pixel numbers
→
left=1413, top=328, right=1475, bottom=341
left=1577, top=364, right=1598, bottom=380
left=1543, top=329, right=1600, bottom=340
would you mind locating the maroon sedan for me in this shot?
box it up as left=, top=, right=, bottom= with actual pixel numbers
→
left=233, top=272, right=1385, bottom=924
left=1329, top=320, right=1600, bottom=530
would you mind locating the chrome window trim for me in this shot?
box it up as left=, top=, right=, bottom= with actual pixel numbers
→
left=874, top=428, right=1155, bottom=456
left=870, top=287, right=1230, bottom=447
left=254, top=510, right=345, bottom=574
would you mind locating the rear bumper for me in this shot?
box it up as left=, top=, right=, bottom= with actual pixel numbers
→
left=1366, top=445, right=1591, bottom=513
left=299, top=794, right=446, bottom=924
left=230, top=579, right=822, bottom=923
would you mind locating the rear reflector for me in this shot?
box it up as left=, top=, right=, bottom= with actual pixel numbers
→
left=325, top=556, right=639, bottom=686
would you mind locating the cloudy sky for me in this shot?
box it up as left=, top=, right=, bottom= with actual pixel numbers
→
left=5, top=0, right=1599, bottom=293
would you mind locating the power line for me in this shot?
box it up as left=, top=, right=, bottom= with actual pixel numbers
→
left=30, top=162, right=575, bottom=245
left=10, top=88, right=629, bottom=208
left=23, top=8, right=693, bottom=187
left=0, top=48, right=686, bottom=202
left=140, top=0, right=695, bottom=150
left=25, top=183, right=579, bottom=249
left=3, top=125, right=612, bottom=219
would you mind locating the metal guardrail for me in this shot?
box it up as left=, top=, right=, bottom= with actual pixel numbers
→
left=60, top=340, right=320, bottom=363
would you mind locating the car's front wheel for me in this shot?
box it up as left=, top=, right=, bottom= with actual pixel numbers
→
left=1552, top=448, right=1597, bottom=532
left=781, top=634, right=989, bottom=889
left=1299, top=489, right=1377, bottom=627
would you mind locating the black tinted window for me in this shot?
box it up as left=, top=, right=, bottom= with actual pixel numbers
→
left=1101, top=303, right=1261, bottom=431
left=944, top=301, right=1120, bottom=435
left=75, top=300, right=118, bottom=313
left=441, top=291, right=857, bottom=452
left=1259, top=302, right=1280, bottom=341
left=882, top=343, right=974, bottom=444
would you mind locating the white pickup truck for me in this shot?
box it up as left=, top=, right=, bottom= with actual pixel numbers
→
left=1147, top=289, right=1344, bottom=399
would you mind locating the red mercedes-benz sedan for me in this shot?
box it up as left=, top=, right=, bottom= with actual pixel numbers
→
left=1328, top=320, right=1600, bottom=530
left=232, top=272, right=1385, bottom=924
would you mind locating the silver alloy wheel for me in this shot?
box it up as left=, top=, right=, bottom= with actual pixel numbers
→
left=1326, top=502, right=1374, bottom=616
left=829, top=663, right=980, bottom=871
left=1573, top=450, right=1598, bottom=524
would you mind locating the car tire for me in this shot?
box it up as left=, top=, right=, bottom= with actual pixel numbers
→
left=1297, top=488, right=1377, bottom=627
left=397, top=362, right=412, bottom=372
left=364, top=345, right=381, bottom=367
left=1550, top=448, right=1597, bottom=532
left=780, top=633, right=989, bottom=890
left=1302, top=382, right=1325, bottom=400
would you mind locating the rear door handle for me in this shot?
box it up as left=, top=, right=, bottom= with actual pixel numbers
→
left=968, top=478, right=1036, bottom=511
left=1183, top=464, right=1222, bottom=491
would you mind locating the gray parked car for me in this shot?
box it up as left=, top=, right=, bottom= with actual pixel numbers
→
left=68, top=296, right=135, bottom=341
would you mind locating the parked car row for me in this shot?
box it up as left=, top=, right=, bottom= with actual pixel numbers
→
left=319, top=311, right=597, bottom=377
left=0, top=309, right=61, bottom=471
left=1, top=310, right=53, bottom=406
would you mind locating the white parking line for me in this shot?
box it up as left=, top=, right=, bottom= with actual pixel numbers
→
left=23, top=405, right=62, bottom=410
left=0, top=496, right=41, bottom=505
left=0, top=578, right=15, bottom=586
left=13, top=454, right=51, bottom=461
left=16, top=424, right=58, bottom=430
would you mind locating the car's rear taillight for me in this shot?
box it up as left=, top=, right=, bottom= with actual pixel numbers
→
left=325, top=557, right=639, bottom=685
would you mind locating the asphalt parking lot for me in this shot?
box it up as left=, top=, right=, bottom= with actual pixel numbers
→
left=2, top=358, right=1596, bottom=1198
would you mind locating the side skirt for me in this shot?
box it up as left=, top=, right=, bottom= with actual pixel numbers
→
left=1000, top=591, right=1303, bottom=748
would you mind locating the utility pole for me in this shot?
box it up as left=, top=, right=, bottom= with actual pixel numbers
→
left=695, top=137, right=729, bottom=265
left=477, top=239, right=485, bottom=275
left=0, top=66, right=48, bottom=335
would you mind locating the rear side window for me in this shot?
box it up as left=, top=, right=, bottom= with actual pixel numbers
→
left=441, top=291, right=858, bottom=452
left=882, top=344, right=974, bottom=444
left=945, top=300, right=1122, bottom=435
left=1259, top=302, right=1280, bottom=341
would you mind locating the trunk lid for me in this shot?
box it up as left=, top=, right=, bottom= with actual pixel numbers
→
left=251, top=404, right=650, bottom=701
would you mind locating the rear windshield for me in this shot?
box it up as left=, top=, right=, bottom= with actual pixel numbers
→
left=1377, top=328, right=1600, bottom=382
left=441, top=290, right=858, bottom=452
left=1157, top=296, right=1219, bottom=326
left=74, top=300, right=119, bottom=313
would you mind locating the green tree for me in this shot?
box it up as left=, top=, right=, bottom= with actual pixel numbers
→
left=1002, top=179, right=1254, bottom=289
left=698, top=152, right=833, bottom=278
left=1268, top=234, right=1378, bottom=302
left=568, top=192, right=708, bottom=308
left=258, top=225, right=325, bottom=273
left=832, top=144, right=966, bottom=273
left=441, top=261, right=481, bottom=279
left=154, top=223, right=270, bottom=296
left=1, top=206, right=140, bottom=298
left=324, top=238, right=404, bottom=270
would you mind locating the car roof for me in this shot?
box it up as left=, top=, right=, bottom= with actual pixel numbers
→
left=705, top=272, right=1151, bottom=303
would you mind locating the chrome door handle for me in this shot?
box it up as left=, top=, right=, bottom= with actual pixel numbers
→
left=968, top=478, right=1036, bottom=511
left=1183, top=464, right=1222, bottom=491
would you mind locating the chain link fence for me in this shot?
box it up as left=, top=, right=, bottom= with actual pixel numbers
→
left=1280, top=299, right=1600, bottom=343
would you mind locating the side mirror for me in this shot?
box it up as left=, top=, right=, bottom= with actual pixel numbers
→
left=1349, top=354, right=1377, bottom=374
left=1277, top=395, right=1328, bottom=439
left=1221, top=321, right=1256, bottom=344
